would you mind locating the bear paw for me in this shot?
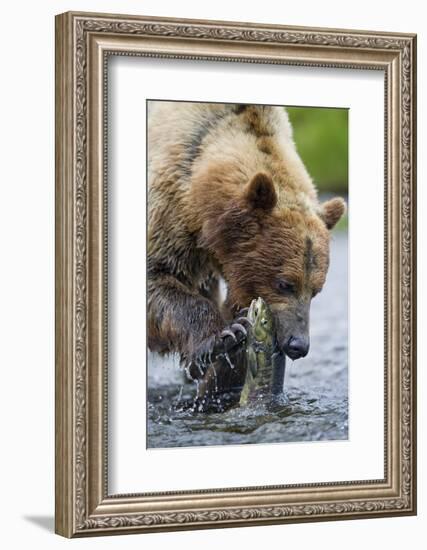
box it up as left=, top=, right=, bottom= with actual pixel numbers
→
left=185, top=315, right=253, bottom=377
left=219, top=322, right=247, bottom=343
left=215, top=316, right=252, bottom=356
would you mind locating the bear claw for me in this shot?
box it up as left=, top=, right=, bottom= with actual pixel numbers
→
left=220, top=328, right=238, bottom=341
left=230, top=323, right=247, bottom=337
left=235, top=316, right=253, bottom=327
left=191, top=318, right=249, bottom=368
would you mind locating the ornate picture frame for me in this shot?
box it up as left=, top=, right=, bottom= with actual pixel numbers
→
left=55, top=11, right=417, bottom=537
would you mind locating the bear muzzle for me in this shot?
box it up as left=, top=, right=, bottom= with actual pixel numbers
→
left=272, top=301, right=311, bottom=360
left=283, top=335, right=310, bottom=360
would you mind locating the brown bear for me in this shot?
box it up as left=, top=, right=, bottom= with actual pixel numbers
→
left=147, top=101, right=345, bottom=387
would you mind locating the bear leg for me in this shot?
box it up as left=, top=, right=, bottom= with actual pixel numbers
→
left=148, top=274, right=248, bottom=375
left=148, top=273, right=225, bottom=358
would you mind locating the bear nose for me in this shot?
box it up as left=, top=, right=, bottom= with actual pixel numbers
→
left=285, top=337, right=309, bottom=360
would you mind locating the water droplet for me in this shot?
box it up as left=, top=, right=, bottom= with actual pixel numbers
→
left=176, top=385, right=184, bottom=403
left=224, top=352, right=234, bottom=369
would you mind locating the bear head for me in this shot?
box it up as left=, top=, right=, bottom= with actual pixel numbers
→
left=200, top=172, right=346, bottom=360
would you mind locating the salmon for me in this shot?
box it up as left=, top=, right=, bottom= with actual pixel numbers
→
left=240, top=298, right=286, bottom=407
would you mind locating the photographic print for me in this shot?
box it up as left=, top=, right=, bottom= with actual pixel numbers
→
left=147, top=100, right=348, bottom=449
left=56, top=12, right=416, bottom=536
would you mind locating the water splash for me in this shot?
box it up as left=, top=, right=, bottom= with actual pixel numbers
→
left=223, top=352, right=234, bottom=369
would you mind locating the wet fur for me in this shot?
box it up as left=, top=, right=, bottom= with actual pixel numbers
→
left=148, top=102, right=345, bottom=364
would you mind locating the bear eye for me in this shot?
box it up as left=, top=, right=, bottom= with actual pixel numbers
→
left=277, top=279, right=294, bottom=295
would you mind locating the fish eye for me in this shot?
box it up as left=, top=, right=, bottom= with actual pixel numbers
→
left=261, top=319, right=268, bottom=326
left=277, top=278, right=294, bottom=295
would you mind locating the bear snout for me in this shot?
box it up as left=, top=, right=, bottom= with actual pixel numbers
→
left=283, top=336, right=310, bottom=360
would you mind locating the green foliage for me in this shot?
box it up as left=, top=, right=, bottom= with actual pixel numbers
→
left=286, top=106, right=348, bottom=194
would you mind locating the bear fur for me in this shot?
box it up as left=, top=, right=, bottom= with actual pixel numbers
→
left=147, top=102, right=345, bottom=375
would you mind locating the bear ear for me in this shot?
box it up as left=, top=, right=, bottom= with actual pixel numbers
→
left=319, top=197, right=346, bottom=230
left=244, top=172, right=277, bottom=211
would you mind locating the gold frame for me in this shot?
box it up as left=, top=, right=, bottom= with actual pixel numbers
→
left=55, top=11, right=417, bottom=537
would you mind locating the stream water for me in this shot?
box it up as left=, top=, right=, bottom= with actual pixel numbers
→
left=147, top=233, right=348, bottom=449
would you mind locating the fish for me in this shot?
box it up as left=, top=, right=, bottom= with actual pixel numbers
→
left=185, top=297, right=285, bottom=412
left=239, top=297, right=286, bottom=407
